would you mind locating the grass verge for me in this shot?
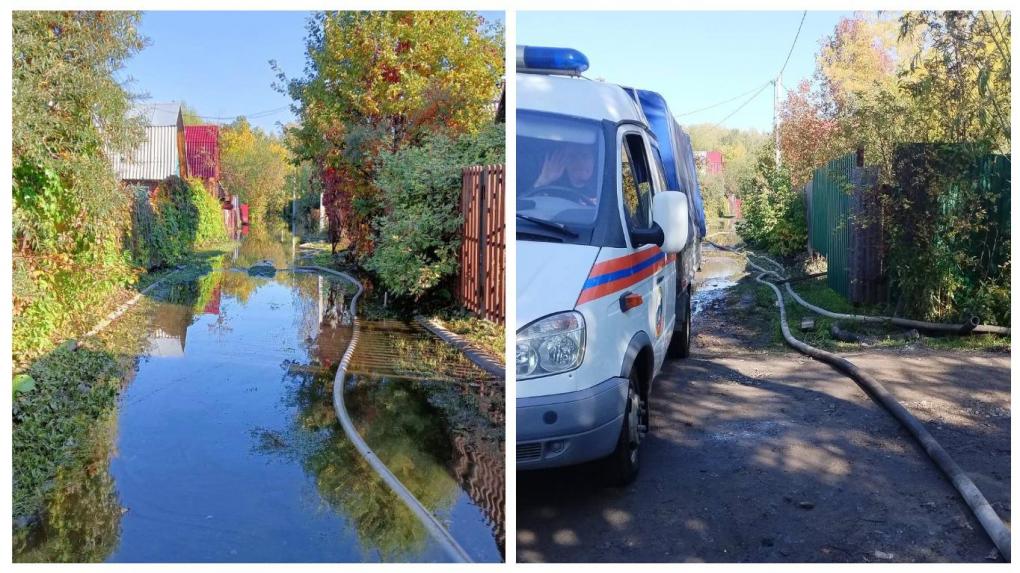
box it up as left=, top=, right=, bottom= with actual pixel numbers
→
left=427, top=310, right=505, bottom=365
left=732, top=272, right=1010, bottom=353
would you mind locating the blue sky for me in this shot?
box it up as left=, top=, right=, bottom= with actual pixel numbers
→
left=120, top=11, right=505, bottom=134
left=517, top=11, right=853, bottom=132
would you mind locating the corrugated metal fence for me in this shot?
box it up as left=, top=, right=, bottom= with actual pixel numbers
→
left=458, top=165, right=505, bottom=323
left=807, top=153, right=856, bottom=300
left=808, top=146, right=1010, bottom=306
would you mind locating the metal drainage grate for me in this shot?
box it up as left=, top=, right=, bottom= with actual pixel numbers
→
left=516, top=442, right=542, bottom=462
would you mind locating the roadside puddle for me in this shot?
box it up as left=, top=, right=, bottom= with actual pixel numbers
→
left=692, top=243, right=748, bottom=316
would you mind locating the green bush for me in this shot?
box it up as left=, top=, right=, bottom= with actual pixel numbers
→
left=188, top=178, right=228, bottom=246
left=130, top=176, right=227, bottom=269
left=367, top=124, right=504, bottom=299
left=885, top=148, right=1011, bottom=324
left=736, top=143, right=808, bottom=257
left=12, top=161, right=137, bottom=366
left=12, top=344, right=123, bottom=520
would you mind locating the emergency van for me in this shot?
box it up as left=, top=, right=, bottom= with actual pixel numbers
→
left=516, top=46, right=705, bottom=485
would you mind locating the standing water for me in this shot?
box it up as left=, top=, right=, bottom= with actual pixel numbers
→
left=692, top=222, right=748, bottom=316
left=13, top=224, right=504, bottom=563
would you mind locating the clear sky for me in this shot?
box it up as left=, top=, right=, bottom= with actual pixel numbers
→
left=517, top=11, right=853, bottom=132
left=119, top=11, right=505, bottom=134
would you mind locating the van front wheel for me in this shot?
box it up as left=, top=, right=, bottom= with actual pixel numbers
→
left=603, top=372, right=642, bottom=486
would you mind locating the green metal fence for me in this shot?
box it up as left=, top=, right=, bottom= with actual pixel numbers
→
left=807, top=153, right=856, bottom=298
left=808, top=147, right=1010, bottom=310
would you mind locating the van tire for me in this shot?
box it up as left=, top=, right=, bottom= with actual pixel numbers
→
left=603, top=372, right=642, bottom=486
left=668, top=287, right=692, bottom=359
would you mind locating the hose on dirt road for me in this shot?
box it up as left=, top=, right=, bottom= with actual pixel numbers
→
left=298, top=265, right=473, bottom=563
left=752, top=270, right=1011, bottom=561
left=706, top=240, right=1010, bottom=336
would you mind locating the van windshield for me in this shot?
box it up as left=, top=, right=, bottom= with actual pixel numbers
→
left=517, top=111, right=605, bottom=231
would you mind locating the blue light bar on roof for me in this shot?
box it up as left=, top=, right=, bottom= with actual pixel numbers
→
left=516, top=45, right=589, bottom=76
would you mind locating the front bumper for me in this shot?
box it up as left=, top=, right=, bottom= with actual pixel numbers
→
left=516, top=376, right=629, bottom=470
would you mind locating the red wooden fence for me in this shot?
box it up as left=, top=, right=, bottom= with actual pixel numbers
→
left=458, top=165, right=505, bottom=324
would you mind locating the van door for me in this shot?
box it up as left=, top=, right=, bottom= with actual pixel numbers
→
left=618, top=131, right=669, bottom=370
left=648, top=144, right=677, bottom=358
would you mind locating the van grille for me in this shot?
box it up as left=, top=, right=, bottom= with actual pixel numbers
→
left=517, top=442, right=542, bottom=462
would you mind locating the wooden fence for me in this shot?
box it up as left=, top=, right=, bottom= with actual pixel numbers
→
left=458, top=165, right=505, bottom=323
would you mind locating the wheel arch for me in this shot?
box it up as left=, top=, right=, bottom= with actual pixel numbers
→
left=620, top=331, right=654, bottom=400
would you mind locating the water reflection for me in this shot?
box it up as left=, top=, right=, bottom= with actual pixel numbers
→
left=13, top=413, right=122, bottom=562
left=13, top=222, right=504, bottom=563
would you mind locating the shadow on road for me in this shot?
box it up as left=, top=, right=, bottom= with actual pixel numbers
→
left=517, top=353, right=1009, bottom=563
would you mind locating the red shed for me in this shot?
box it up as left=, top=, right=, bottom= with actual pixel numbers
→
left=706, top=150, right=724, bottom=175
left=184, top=125, right=220, bottom=183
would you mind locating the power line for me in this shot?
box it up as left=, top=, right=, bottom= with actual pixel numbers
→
left=778, top=11, right=808, bottom=79
left=689, top=11, right=807, bottom=128
left=714, top=78, right=767, bottom=125
left=675, top=81, right=773, bottom=117
left=774, top=11, right=806, bottom=164
left=197, top=105, right=291, bottom=121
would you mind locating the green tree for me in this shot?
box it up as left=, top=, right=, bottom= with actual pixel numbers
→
left=900, top=11, right=1010, bottom=151
left=12, top=11, right=146, bottom=362
left=367, top=124, right=504, bottom=299
left=220, top=117, right=293, bottom=223
left=278, top=11, right=504, bottom=258
left=736, top=142, right=806, bottom=257
left=180, top=101, right=203, bottom=125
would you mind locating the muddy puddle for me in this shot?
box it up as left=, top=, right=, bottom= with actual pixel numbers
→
left=13, top=224, right=504, bottom=563
left=692, top=241, right=748, bottom=316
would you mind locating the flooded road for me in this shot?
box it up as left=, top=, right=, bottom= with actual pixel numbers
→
left=14, top=225, right=504, bottom=563
left=692, top=241, right=747, bottom=316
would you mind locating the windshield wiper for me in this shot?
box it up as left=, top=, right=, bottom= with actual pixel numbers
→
left=516, top=214, right=578, bottom=238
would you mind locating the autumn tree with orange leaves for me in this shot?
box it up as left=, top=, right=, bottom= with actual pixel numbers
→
left=276, top=11, right=504, bottom=259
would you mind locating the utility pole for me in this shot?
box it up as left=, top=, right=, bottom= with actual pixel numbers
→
left=773, top=73, right=782, bottom=166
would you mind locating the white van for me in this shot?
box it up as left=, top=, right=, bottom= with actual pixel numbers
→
left=516, top=46, right=703, bottom=484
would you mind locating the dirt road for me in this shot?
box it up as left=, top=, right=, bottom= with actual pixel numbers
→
left=517, top=249, right=1010, bottom=563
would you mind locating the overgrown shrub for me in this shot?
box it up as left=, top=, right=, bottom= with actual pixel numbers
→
left=885, top=146, right=1010, bottom=324
left=367, top=124, right=504, bottom=299
left=12, top=345, right=123, bottom=520
left=736, top=143, right=808, bottom=257
left=129, top=176, right=227, bottom=269
left=12, top=12, right=145, bottom=366
left=12, top=160, right=137, bottom=365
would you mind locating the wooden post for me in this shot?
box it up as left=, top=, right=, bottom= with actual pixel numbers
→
left=477, top=167, right=488, bottom=321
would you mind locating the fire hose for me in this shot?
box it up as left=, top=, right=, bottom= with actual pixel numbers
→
left=701, top=244, right=1010, bottom=560
left=298, top=265, right=473, bottom=563
left=707, top=241, right=1010, bottom=335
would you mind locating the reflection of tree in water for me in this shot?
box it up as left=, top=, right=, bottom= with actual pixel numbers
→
left=271, top=370, right=461, bottom=561
left=14, top=264, right=237, bottom=563
left=233, top=220, right=293, bottom=270
left=272, top=363, right=505, bottom=561
left=14, top=413, right=123, bottom=563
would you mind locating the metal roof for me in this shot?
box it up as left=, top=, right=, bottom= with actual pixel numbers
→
left=185, top=125, right=219, bottom=180
left=111, top=125, right=180, bottom=181
left=129, top=101, right=183, bottom=126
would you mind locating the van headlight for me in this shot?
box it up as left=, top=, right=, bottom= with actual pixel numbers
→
left=517, top=311, right=586, bottom=380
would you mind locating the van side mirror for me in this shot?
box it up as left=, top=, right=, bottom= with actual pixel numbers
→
left=652, top=191, right=690, bottom=253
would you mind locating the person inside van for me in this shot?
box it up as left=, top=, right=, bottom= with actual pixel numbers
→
left=531, top=145, right=597, bottom=206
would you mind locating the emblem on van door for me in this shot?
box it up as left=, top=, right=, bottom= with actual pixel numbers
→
left=655, top=284, right=665, bottom=337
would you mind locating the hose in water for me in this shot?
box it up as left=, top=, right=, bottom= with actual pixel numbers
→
left=753, top=270, right=1011, bottom=561
left=298, top=265, right=473, bottom=563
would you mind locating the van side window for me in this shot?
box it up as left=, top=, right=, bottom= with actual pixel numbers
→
left=621, top=133, right=653, bottom=230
